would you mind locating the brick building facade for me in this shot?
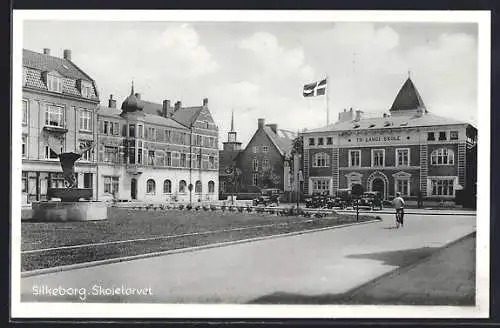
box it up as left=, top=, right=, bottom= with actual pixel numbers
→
left=21, top=48, right=100, bottom=204
left=301, top=77, right=477, bottom=201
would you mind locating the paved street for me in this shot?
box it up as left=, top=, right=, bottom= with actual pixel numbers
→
left=21, top=212, right=476, bottom=304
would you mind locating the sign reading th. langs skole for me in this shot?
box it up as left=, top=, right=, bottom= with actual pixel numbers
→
left=356, top=135, right=402, bottom=143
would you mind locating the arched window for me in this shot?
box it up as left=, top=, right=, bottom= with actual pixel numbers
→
left=146, top=179, right=156, bottom=194
left=163, top=179, right=171, bottom=194
left=179, top=180, right=187, bottom=193
left=195, top=180, right=202, bottom=193
left=208, top=181, right=215, bottom=193
left=430, top=148, right=454, bottom=165
left=313, top=152, right=330, bottom=167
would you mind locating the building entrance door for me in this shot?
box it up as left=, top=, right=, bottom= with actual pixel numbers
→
left=372, top=178, right=385, bottom=199
left=84, top=173, right=93, bottom=189
left=131, top=178, right=137, bottom=200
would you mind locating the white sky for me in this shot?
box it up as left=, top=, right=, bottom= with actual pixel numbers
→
left=23, top=20, right=478, bottom=148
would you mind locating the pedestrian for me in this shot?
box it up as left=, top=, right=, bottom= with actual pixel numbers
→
left=392, top=192, right=405, bottom=228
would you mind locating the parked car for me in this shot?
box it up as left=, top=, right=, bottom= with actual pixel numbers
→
left=253, top=188, right=281, bottom=206
left=359, top=191, right=383, bottom=210
left=304, top=192, right=331, bottom=208
left=333, top=188, right=352, bottom=209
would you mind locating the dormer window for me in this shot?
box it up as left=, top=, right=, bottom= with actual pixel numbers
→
left=369, top=124, right=376, bottom=128
left=46, top=73, right=63, bottom=93
left=353, top=124, right=360, bottom=129
left=384, top=122, right=391, bottom=127
left=400, top=122, right=408, bottom=126
left=81, top=81, right=93, bottom=99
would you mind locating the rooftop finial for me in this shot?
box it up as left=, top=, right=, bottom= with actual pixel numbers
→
left=230, top=108, right=235, bottom=132
left=131, top=80, right=134, bottom=95
left=408, top=70, right=411, bottom=79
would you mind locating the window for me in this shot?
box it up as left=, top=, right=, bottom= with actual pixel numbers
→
left=318, top=138, right=324, bottom=146
left=208, top=181, right=215, bottom=193
left=395, top=179, right=410, bottom=196
left=80, top=109, right=92, bottom=131
left=47, top=74, right=62, bottom=93
left=252, top=173, right=258, bottom=186
left=180, top=153, right=186, bottom=167
left=179, top=180, right=187, bottom=193
left=45, top=105, right=64, bottom=127
left=439, top=132, right=447, bottom=141
left=427, top=132, right=435, bottom=141
left=396, top=148, right=410, bottom=167
left=196, top=154, right=202, bottom=169
left=195, top=180, right=202, bottom=193
left=81, top=82, right=92, bottom=98
left=372, top=149, right=385, bottom=167
left=262, top=146, right=269, bottom=153
left=79, top=141, right=92, bottom=161
left=104, top=146, right=118, bottom=163
left=253, top=146, right=258, bottom=153
left=148, top=150, right=155, bottom=165
left=22, top=135, right=27, bottom=158
left=450, top=131, right=459, bottom=140
left=129, top=124, right=135, bottom=138
left=430, top=148, right=455, bottom=165
left=327, top=137, right=333, bottom=145
left=209, top=156, right=215, bottom=169
left=163, top=180, right=172, bottom=193
left=346, top=173, right=362, bottom=189
left=166, top=152, right=172, bottom=166
left=138, top=125, right=143, bottom=139
left=165, top=130, right=172, bottom=142
left=196, top=135, right=202, bottom=146
left=309, top=138, right=315, bottom=146
left=22, top=100, right=28, bottom=125
left=262, top=159, right=270, bottom=170
left=431, top=178, right=455, bottom=196
left=349, top=150, right=361, bottom=167
left=146, top=179, right=156, bottom=194
left=45, top=145, right=61, bottom=160
left=137, top=146, right=143, bottom=164
left=253, top=158, right=259, bottom=171
left=22, top=172, right=27, bottom=193
left=103, top=176, right=119, bottom=194
left=313, top=152, right=329, bottom=167
left=312, top=179, right=330, bottom=194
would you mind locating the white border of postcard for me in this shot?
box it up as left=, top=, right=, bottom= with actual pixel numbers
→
left=11, top=10, right=491, bottom=319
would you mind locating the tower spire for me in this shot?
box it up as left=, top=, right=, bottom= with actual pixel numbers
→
left=230, top=109, right=235, bottom=132
left=130, top=80, right=135, bottom=95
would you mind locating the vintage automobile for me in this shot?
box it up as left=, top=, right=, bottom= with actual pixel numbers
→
left=332, top=188, right=352, bottom=209
left=304, top=192, right=331, bottom=208
left=253, top=188, right=281, bottom=206
left=359, top=191, right=383, bottom=210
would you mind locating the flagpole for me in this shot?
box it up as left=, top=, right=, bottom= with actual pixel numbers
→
left=325, top=74, right=330, bottom=125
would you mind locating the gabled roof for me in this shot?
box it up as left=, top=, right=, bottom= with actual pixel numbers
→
left=23, top=49, right=93, bottom=82
left=263, top=126, right=297, bottom=156
left=306, top=112, right=470, bottom=134
left=138, top=99, right=203, bottom=128
left=390, top=77, right=427, bottom=113
left=97, top=106, right=187, bottom=129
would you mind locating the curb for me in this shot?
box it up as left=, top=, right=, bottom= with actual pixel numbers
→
left=344, top=231, right=477, bottom=297
left=21, top=218, right=382, bottom=278
left=337, top=210, right=476, bottom=216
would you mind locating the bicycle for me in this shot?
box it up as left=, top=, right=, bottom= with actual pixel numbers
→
left=395, top=208, right=404, bottom=228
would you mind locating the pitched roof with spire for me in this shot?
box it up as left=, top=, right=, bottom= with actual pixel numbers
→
left=390, top=77, right=427, bottom=113
left=121, top=81, right=143, bottom=113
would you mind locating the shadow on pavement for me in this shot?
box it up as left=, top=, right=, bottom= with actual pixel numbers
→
left=248, top=246, right=442, bottom=305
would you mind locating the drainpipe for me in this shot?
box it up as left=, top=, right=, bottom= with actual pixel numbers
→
left=95, top=114, right=99, bottom=201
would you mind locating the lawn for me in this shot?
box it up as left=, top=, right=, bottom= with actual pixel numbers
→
left=22, top=208, right=376, bottom=272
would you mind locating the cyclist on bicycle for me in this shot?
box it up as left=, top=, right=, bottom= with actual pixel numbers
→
left=392, top=192, right=405, bottom=228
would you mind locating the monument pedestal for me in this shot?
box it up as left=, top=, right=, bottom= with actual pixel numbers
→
left=32, top=201, right=108, bottom=222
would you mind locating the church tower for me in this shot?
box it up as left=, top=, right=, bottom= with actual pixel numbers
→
left=223, top=109, right=241, bottom=151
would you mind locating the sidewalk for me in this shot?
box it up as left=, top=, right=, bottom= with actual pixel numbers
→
left=341, top=232, right=476, bottom=305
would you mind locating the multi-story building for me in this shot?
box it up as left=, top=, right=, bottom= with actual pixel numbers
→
left=219, top=117, right=296, bottom=195
left=218, top=110, right=242, bottom=195
left=96, top=87, right=219, bottom=202
left=301, top=76, right=477, bottom=202
left=21, top=48, right=100, bottom=204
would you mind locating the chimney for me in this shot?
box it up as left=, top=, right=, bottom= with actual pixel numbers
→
left=267, top=124, right=278, bottom=134
left=203, top=98, right=208, bottom=107
left=134, top=93, right=141, bottom=100
left=338, top=108, right=355, bottom=122
left=258, top=118, right=265, bottom=129
left=108, top=94, right=116, bottom=108
left=43, top=48, right=50, bottom=55
left=174, top=101, right=182, bottom=112
left=354, top=110, right=364, bottom=122
left=63, top=49, right=72, bottom=61
left=162, top=99, right=172, bottom=117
